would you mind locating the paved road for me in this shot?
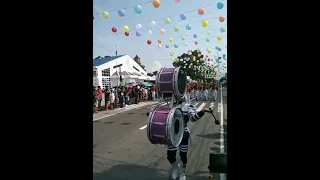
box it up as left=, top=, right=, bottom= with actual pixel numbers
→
left=93, top=89, right=227, bottom=180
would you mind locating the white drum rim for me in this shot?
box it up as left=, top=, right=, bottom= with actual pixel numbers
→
left=173, top=67, right=187, bottom=100
left=166, top=107, right=184, bottom=147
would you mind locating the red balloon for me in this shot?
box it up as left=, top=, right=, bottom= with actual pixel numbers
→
left=111, top=27, right=117, bottom=33
left=147, top=40, right=152, bottom=45
left=125, top=32, right=129, bottom=36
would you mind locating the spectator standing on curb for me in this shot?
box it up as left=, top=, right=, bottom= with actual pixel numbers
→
left=96, top=86, right=103, bottom=111
left=93, top=87, right=98, bottom=113
left=113, top=87, right=118, bottom=108
left=110, top=90, right=115, bottom=110
left=104, top=87, right=111, bottom=111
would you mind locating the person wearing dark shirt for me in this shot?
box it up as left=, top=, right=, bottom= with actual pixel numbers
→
left=104, top=87, right=111, bottom=111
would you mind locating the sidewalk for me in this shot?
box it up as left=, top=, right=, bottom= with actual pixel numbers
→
left=93, top=101, right=159, bottom=121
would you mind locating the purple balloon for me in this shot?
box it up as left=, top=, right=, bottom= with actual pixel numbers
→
left=180, top=14, right=186, bottom=20
left=136, top=31, right=142, bottom=37
left=193, top=34, right=197, bottom=38
left=118, top=9, right=125, bottom=17
left=165, top=45, right=169, bottom=48
left=215, top=47, right=222, bottom=51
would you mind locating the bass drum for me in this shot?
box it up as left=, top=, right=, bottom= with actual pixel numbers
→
left=147, top=106, right=184, bottom=147
left=156, top=67, right=187, bottom=100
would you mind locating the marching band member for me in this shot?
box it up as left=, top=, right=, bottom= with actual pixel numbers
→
left=167, top=96, right=212, bottom=180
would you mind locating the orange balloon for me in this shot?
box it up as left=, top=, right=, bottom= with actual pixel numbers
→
left=153, top=0, right=160, bottom=8
left=194, top=41, right=198, bottom=45
left=219, top=16, right=225, bottom=22
left=158, top=40, right=162, bottom=43
left=198, top=8, right=204, bottom=15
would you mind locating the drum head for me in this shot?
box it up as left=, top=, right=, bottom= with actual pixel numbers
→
left=167, top=107, right=184, bottom=147
left=174, top=67, right=187, bottom=99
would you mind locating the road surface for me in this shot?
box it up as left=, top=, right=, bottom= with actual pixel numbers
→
left=93, top=89, right=227, bottom=180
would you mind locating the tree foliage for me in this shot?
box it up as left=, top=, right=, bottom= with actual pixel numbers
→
left=172, top=50, right=216, bottom=81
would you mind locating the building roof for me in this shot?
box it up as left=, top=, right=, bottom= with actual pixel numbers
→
left=93, top=55, right=125, bottom=67
left=134, top=55, right=140, bottom=60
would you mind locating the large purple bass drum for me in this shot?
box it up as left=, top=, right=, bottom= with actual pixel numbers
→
left=156, top=67, right=187, bottom=100
left=147, top=106, right=185, bottom=147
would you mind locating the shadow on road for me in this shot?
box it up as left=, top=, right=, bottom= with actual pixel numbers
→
left=197, top=132, right=227, bottom=140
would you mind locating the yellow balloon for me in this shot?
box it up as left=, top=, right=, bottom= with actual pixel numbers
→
left=123, top=26, right=129, bottom=32
left=217, top=36, right=222, bottom=41
left=164, top=18, right=171, bottom=24
left=202, top=20, right=208, bottom=27
left=102, top=11, right=110, bottom=19
left=169, top=38, right=174, bottom=42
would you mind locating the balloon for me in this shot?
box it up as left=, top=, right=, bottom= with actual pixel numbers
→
left=184, top=42, right=188, bottom=46
left=206, top=38, right=210, bottom=42
left=198, top=8, right=205, bottom=15
left=217, top=36, right=222, bottom=41
left=193, top=34, right=197, bottom=38
left=150, top=21, right=156, bottom=28
left=174, top=44, right=178, bottom=48
left=186, top=24, right=192, bottom=30
left=165, top=45, right=169, bottom=48
left=147, top=40, right=152, bottom=45
left=180, top=14, right=186, bottom=20
left=123, top=26, right=129, bottom=32
left=217, top=2, right=224, bottom=9
left=160, top=28, right=166, bottom=35
left=164, top=18, right=171, bottom=24
left=169, top=38, right=174, bottom=42
left=158, top=40, right=162, bottom=43
left=174, top=26, right=180, bottom=32
left=181, top=36, right=186, bottom=40
left=174, top=0, right=180, bottom=3
left=207, top=31, right=212, bottom=36
left=215, top=47, right=222, bottom=51
left=219, top=16, right=225, bottom=22
left=170, top=52, right=174, bottom=56
left=125, top=32, right=129, bottom=36
left=118, top=9, right=125, bottom=17
left=111, top=27, right=117, bottom=33
left=153, top=0, right=160, bottom=8
left=158, top=44, right=162, bottom=48
left=148, top=30, right=153, bottom=35
left=102, top=11, right=109, bottom=19
left=202, top=20, right=208, bottom=27
left=220, top=27, right=225, bottom=33
left=136, top=31, right=142, bottom=37
left=136, top=24, right=142, bottom=29
left=134, top=5, right=142, bottom=14
left=194, top=41, right=198, bottom=45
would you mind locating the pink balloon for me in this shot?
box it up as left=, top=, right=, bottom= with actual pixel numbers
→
left=174, top=0, right=180, bottom=3
left=160, top=29, right=166, bottom=35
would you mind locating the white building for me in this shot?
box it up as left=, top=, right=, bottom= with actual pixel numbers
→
left=93, top=54, right=155, bottom=88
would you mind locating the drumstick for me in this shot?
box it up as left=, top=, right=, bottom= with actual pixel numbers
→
left=207, top=108, right=220, bottom=125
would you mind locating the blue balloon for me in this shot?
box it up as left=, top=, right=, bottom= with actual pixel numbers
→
left=136, top=31, right=142, bottom=37
left=217, top=2, right=224, bottom=9
left=193, top=34, right=197, bottom=38
left=186, top=24, right=192, bottom=30
left=220, top=27, right=225, bottom=33
left=174, top=44, right=178, bottom=48
left=180, top=14, right=186, bottom=20
left=134, top=5, right=142, bottom=14
left=165, top=45, right=169, bottom=48
left=118, top=9, right=125, bottom=17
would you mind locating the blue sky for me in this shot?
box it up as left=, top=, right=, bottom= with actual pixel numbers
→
left=93, top=0, right=227, bottom=76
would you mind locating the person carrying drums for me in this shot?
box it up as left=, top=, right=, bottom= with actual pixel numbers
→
left=167, top=97, right=213, bottom=180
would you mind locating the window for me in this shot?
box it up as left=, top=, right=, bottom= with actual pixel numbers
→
left=102, top=77, right=111, bottom=88
left=93, top=71, right=97, bottom=77
left=113, top=64, right=122, bottom=69
left=141, top=72, right=145, bottom=75
left=132, top=66, right=140, bottom=72
left=101, top=68, right=110, bottom=76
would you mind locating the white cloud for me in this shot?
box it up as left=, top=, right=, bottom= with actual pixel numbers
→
left=151, top=60, right=162, bottom=72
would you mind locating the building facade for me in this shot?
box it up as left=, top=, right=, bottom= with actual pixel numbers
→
left=93, top=55, right=155, bottom=88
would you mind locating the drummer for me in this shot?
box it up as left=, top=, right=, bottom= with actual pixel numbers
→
left=167, top=96, right=212, bottom=180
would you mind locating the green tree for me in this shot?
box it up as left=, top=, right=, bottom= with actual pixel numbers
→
left=172, top=50, right=216, bottom=81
